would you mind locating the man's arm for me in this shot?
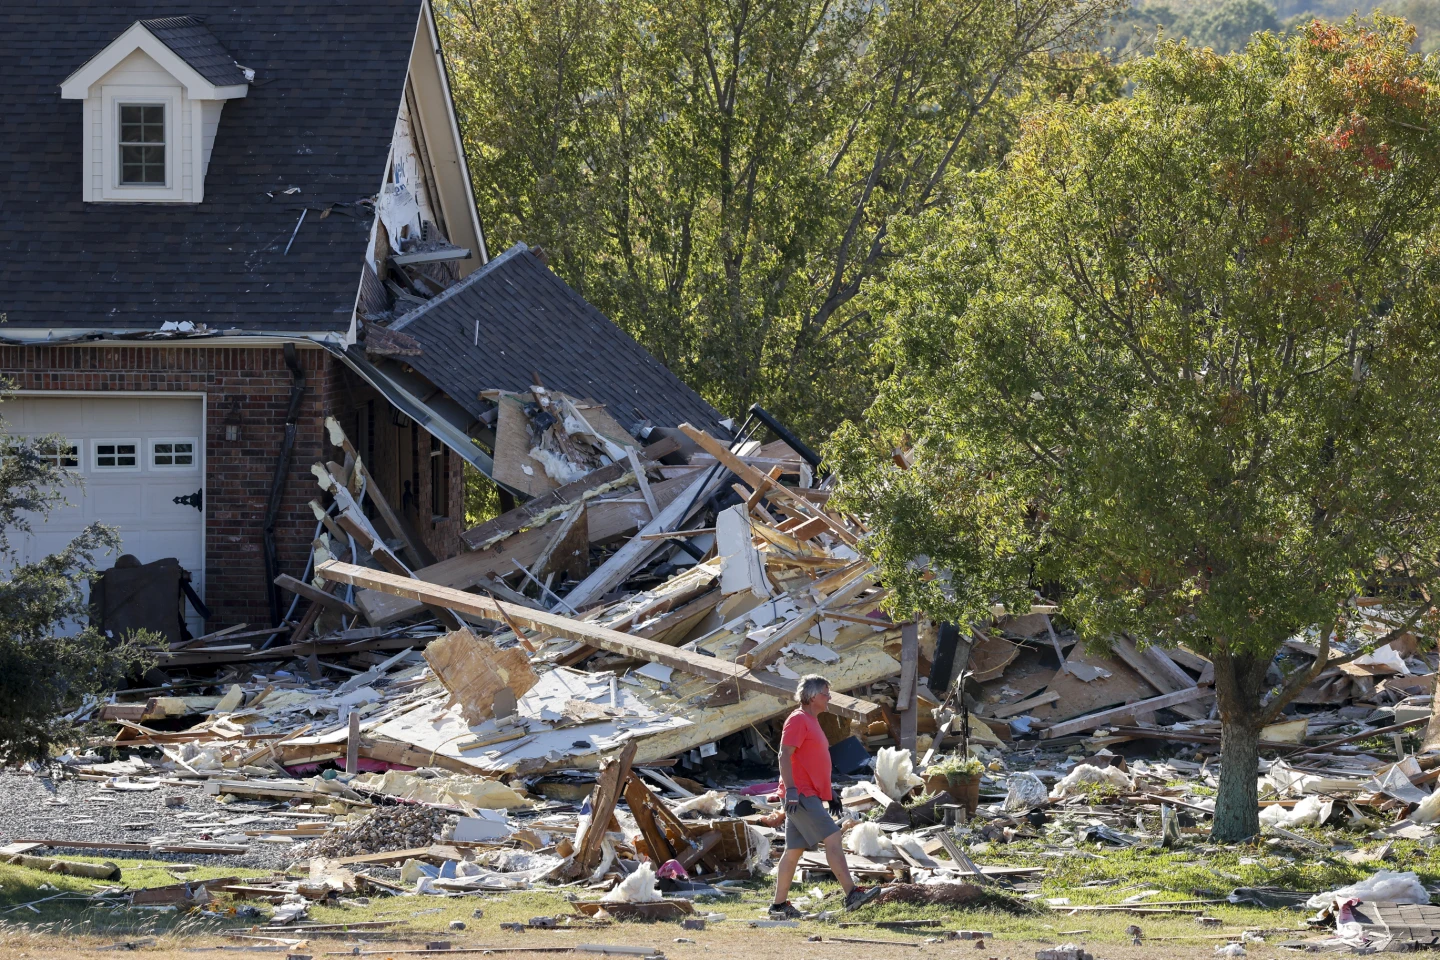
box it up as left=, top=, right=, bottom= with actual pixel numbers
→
left=778, top=743, right=797, bottom=793
left=779, top=743, right=799, bottom=812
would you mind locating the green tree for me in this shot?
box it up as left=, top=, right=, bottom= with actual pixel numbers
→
left=830, top=17, right=1440, bottom=841
left=1176, top=0, right=1279, bottom=53
left=436, top=0, right=1121, bottom=437
left=0, top=399, right=147, bottom=763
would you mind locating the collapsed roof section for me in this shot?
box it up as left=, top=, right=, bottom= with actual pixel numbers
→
left=381, top=243, right=727, bottom=436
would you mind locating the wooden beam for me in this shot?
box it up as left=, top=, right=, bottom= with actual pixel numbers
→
left=575, top=741, right=638, bottom=872
left=315, top=559, right=881, bottom=722
left=1041, top=686, right=1213, bottom=739
left=274, top=574, right=360, bottom=618
left=679, top=424, right=858, bottom=546
left=897, top=622, right=919, bottom=754
left=626, top=448, right=659, bottom=518
left=989, top=690, right=1060, bottom=719
left=462, top=436, right=680, bottom=551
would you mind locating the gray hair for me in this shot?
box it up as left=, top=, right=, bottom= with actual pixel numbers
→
left=796, top=674, right=830, bottom=705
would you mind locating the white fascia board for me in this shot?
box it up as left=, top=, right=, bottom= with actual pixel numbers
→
left=421, top=0, right=487, bottom=263
left=60, top=23, right=245, bottom=101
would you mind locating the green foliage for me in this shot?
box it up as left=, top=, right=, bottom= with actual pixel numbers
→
left=835, top=15, right=1440, bottom=657
left=831, top=17, right=1440, bottom=839
left=925, top=753, right=984, bottom=777
left=463, top=462, right=503, bottom=528
left=0, top=392, right=148, bottom=763
left=436, top=0, right=1123, bottom=438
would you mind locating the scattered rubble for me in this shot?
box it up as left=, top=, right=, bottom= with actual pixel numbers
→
left=7, top=407, right=1440, bottom=954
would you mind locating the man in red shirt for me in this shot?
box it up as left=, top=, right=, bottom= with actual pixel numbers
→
left=769, top=674, right=881, bottom=917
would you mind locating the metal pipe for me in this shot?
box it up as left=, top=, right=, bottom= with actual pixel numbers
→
left=747, top=403, right=823, bottom=470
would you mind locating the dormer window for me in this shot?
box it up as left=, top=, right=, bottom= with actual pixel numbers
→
left=119, top=104, right=166, bottom=185
left=60, top=17, right=248, bottom=204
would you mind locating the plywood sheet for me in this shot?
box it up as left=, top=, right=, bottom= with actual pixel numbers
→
left=423, top=630, right=538, bottom=725
left=1024, top=645, right=1156, bottom=726
left=492, top=392, right=559, bottom=498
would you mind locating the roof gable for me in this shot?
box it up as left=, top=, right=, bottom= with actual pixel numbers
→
left=60, top=18, right=247, bottom=100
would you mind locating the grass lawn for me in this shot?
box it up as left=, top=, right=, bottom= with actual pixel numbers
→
left=0, top=826, right=1432, bottom=954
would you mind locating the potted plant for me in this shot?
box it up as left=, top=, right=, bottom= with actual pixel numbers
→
left=925, top=754, right=984, bottom=815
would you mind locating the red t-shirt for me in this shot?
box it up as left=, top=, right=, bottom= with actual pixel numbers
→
left=781, top=709, right=832, bottom=801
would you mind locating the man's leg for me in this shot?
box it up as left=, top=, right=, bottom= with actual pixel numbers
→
left=772, top=847, right=805, bottom=905
left=822, top=829, right=856, bottom=896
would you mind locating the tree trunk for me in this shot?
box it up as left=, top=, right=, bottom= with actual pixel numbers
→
left=1212, top=714, right=1261, bottom=841
left=1210, top=649, right=1273, bottom=843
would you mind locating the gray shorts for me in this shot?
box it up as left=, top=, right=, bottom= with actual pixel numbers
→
left=784, top=795, right=840, bottom=850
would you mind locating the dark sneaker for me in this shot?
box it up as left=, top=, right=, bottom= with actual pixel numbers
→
left=844, top=886, right=883, bottom=911
left=768, top=900, right=803, bottom=919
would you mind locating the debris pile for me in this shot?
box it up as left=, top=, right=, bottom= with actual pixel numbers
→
left=10, top=399, right=1440, bottom=955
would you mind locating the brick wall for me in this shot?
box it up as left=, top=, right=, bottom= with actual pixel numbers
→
left=0, top=343, right=348, bottom=628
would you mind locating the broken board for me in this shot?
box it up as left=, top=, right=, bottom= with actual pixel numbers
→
left=1024, top=645, right=1157, bottom=727
left=423, top=630, right=538, bottom=726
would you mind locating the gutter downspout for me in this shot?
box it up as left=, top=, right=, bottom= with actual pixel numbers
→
left=262, top=343, right=308, bottom=625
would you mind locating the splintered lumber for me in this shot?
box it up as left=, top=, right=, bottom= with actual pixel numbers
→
left=274, top=574, right=361, bottom=618
left=423, top=629, right=538, bottom=725
left=331, top=495, right=465, bottom=632
left=575, top=742, right=638, bottom=873
left=359, top=474, right=699, bottom=626
left=325, top=417, right=432, bottom=569
left=562, top=472, right=714, bottom=612
left=1041, top=686, right=1213, bottom=738
left=463, top=436, right=679, bottom=550
left=316, top=559, right=881, bottom=722
left=679, top=424, right=858, bottom=546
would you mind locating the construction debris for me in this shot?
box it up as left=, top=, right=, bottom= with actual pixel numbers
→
left=12, top=406, right=1440, bottom=955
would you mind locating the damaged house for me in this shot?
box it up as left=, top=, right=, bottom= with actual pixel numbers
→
left=0, top=1, right=725, bottom=635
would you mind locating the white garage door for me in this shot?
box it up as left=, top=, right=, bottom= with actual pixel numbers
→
left=0, top=395, right=206, bottom=635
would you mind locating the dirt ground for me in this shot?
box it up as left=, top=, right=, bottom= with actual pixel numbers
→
left=0, top=925, right=1250, bottom=960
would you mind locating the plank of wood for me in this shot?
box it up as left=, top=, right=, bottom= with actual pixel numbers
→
left=898, top=622, right=919, bottom=753
left=331, top=845, right=455, bottom=867
left=679, top=424, right=858, bottom=546
left=357, top=474, right=697, bottom=626
left=575, top=741, right=638, bottom=872
left=462, top=438, right=678, bottom=551
left=317, top=559, right=881, bottom=722
left=627, top=448, right=659, bottom=518
left=990, top=690, right=1060, bottom=719
left=275, top=574, right=361, bottom=618
left=1041, top=686, right=1213, bottom=739
left=1108, top=635, right=1207, bottom=721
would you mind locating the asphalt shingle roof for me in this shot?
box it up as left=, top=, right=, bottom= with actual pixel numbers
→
left=140, top=16, right=249, bottom=88
left=0, top=1, right=420, bottom=333
left=388, top=243, right=728, bottom=433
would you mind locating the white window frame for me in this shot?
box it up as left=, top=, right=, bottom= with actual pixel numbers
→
left=117, top=102, right=167, bottom=187
left=149, top=437, right=200, bottom=470
left=7, top=437, right=82, bottom=471
left=93, top=438, right=143, bottom=472
left=100, top=86, right=182, bottom=202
